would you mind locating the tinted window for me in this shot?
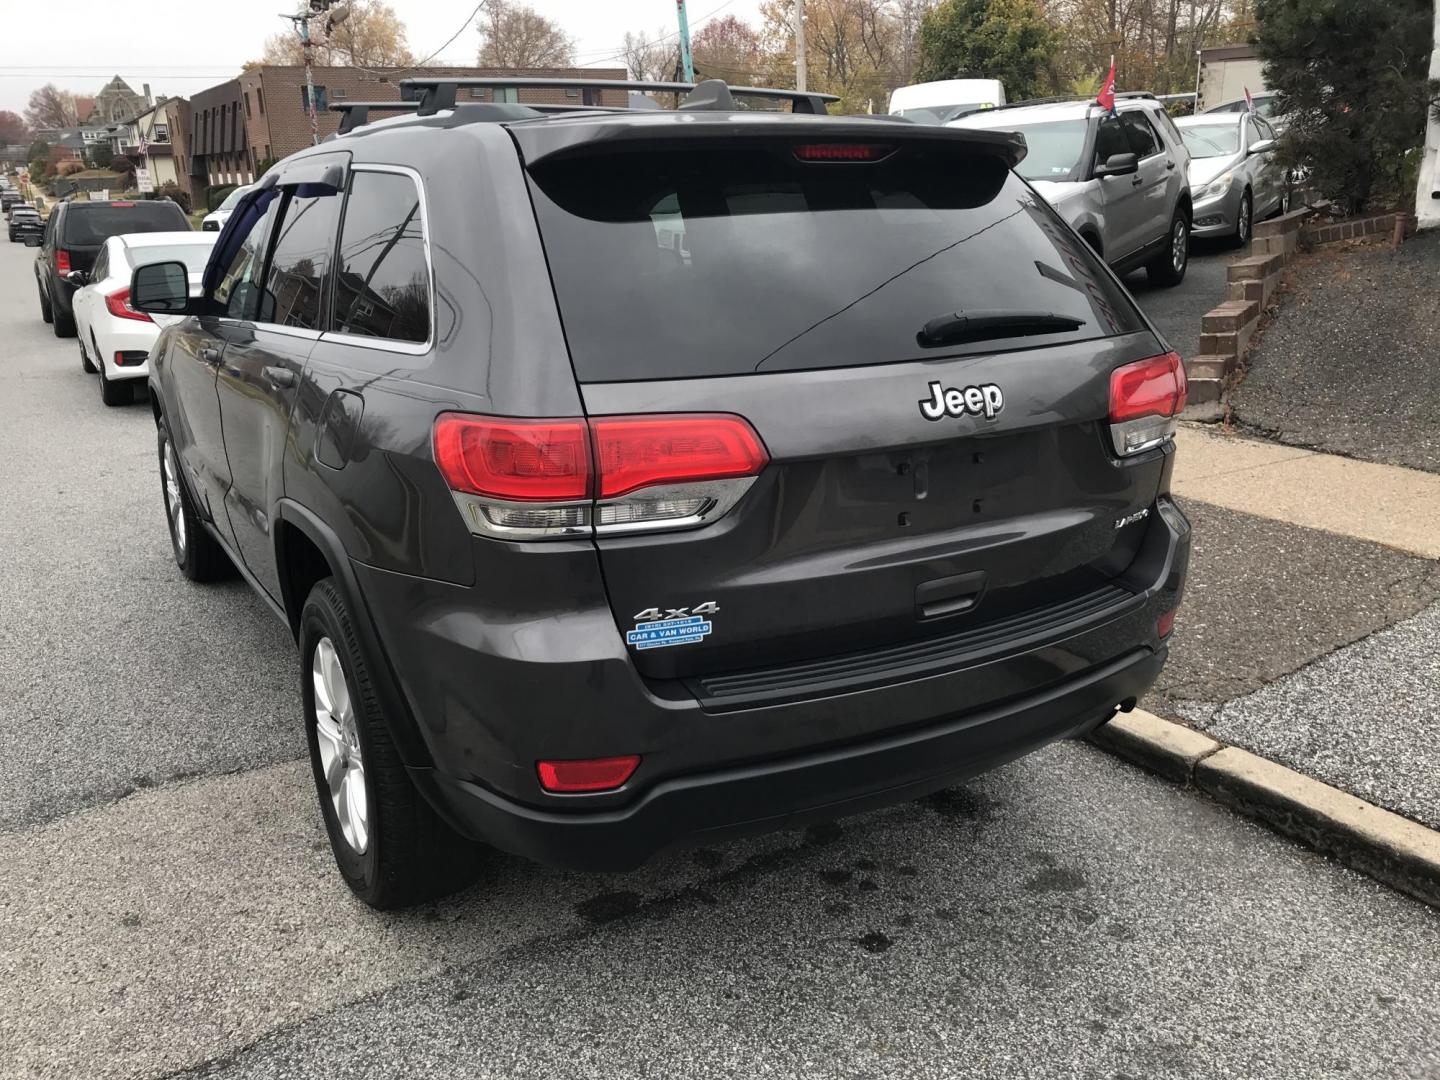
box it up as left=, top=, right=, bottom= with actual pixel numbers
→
left=262, top=191, right=342, bottom=329
left=1120, top=111, right=1162, bottom=157
left=528, top=145, right=1146, bottom=382
left=1093, top=117, right=1130, bottom=166
left=332, top=171, right=430, bottom=344
left=214, top=193, right=281, bottom=321
left=59, top=203, right=188, bottom=246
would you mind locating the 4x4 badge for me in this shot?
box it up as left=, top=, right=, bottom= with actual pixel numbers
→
left=919, top=380, right=1005, bottom=422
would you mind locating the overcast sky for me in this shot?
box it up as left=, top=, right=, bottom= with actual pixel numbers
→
left=0, top=0, right=768, bottom=117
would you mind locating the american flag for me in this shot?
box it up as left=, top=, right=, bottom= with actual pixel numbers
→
left=138, top=132, right=149, bottom=154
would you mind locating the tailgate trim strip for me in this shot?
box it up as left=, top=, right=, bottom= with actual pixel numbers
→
left=687, top=583, right=1140, bottom=711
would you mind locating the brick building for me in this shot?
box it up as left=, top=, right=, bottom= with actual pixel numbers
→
left=179, top=66, right=628, bottom=205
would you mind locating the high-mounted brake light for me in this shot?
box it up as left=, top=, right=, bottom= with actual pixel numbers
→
left=793, top=143, right=894, bottom=162
left=1108, top=352, right=1186, bottom=456
left=435, top=412, right=769, bottom=540
left=105, top=287, right=153, bottom=324
left=537, top=755, right=641, bottom=794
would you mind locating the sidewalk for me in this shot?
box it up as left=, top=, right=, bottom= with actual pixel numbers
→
left=1107, top=423, right=1440, bottom=902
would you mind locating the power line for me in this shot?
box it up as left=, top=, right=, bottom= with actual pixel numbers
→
left=574, top=0, right=738, bottom=69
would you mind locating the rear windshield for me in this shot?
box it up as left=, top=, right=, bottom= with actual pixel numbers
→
left=60, top=203, right=188, bottom=246
left=527, top=144, right=1144, bottom=381
left=127, top=243, right=214, bottom=273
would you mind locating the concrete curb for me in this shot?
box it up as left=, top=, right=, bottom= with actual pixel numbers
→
left=1090, top=709, right=1440, bottom=909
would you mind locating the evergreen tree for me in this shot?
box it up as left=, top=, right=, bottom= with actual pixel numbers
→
left=916, top=0, right=1057, bottom=102
left=1254, top=0, right=1440, bottom=213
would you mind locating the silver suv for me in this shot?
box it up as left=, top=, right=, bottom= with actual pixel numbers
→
left=952, top=94, right=1194, bottom=286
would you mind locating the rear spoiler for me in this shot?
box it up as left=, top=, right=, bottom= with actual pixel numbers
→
left=509, top=114, right=1028, bottom=169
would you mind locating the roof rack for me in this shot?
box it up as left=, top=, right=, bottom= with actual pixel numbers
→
left=397, top=76, right=838, bottom=117
left=985, top=90, right=1160, bottom=114
left=330, top=100, right=421, bottom=135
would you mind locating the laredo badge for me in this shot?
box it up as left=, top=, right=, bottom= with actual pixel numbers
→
left=626, top=602, right=719, bottom=651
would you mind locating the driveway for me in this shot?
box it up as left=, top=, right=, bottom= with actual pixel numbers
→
left=1125, top=238, right=1236, bottom=361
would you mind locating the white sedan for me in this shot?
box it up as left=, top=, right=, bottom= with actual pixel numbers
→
left=72, top=231, right=217, bottom=406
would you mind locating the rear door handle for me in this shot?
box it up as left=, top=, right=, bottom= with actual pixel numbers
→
left=916, top=570, right=988, bottom=620
left=199, top=347, right=221, bottom=364
left=1165, top=159, right=1177, bottom=170
left=263, top=365, right=297, bottom=389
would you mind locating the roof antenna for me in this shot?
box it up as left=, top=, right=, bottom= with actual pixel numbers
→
left=679, top=79, right=736, bottom=112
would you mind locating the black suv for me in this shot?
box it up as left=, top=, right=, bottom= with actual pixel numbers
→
left=8, top=206, right=42, bottom=243
left=35, top=197, right=190, bottom=337
left=130, top=78, right=1191, bottom=908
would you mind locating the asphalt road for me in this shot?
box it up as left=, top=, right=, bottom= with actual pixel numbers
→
left=3, top=237, right=1439, bottom=1080
left=1125, top=238, right=1236, bottom=362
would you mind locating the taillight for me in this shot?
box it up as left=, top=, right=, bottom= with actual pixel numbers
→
left=105, top=288, right=153, bottom=324
left=55, top=249, right=71, bottom=275
left=1157, top=609, right=1176, bottom=639
left=1108, top=351, right=1186, bottom=456
left=536, top=755, right=641, bottom=794
left=435, top=412, right=769, bottom=540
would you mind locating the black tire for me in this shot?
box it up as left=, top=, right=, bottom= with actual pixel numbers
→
left=98, top=359, right=130, bottom=406
left=1146, top=207, right=1190, bottom=287
left=38, top=282, right=53, bottom=324
left=79, top=336, right=96, bottom=375
left=300, top=577, right=482, bottom=909
left=1230, top=189, right=1253, bottom=249
left=157, top=419, right=231, bottom=581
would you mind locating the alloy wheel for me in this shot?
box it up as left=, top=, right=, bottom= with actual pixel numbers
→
left=1172, top=219, right=1188, bottom=274
left=312, top=637, right=369, bottom=854
left=1238, top=196, right=1252, bottom=243
left=162, top=438, right=187, bottom=559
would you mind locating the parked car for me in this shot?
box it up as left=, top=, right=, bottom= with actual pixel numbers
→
left=131, top=77, right=1190, bottom=908
left=8, top=207, right=42, bottom=243
left=71, top=231, right=218, bottom=405
left=201, top=184, right=253, bottom=232
left=34, top=198, right=191, bottom=338
left=1205, top=92, right=1280, bottom=122
left=1175, top=112, right=1287, bottom=245
left=952, top=94, right=1194, bottom=285
left=888, top=78, right=1007, bottom=124
left=1, top=190, right=21, bottom=215
left=5, top=200, right=33, bottom=220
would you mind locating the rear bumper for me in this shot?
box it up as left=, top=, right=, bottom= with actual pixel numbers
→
left=410, top=645, right=1164, bottom=870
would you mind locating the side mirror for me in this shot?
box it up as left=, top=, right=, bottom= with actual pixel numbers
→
left=65, top=269, right=89, bottom=287
left=1248, top=138, right=1275, bottom=156
left=1096, top=152, right=1139, bottom=178
left=130, top=260, right=193, bottom=316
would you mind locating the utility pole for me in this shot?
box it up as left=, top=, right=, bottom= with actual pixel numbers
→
left=794, top=0, right=807, bottom=92
left=281, top=1, right=350, bottom=145
left=676, top=0, right=695, bottom=83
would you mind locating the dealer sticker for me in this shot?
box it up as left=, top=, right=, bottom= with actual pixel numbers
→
left=626, top=615, right=713, bottom=650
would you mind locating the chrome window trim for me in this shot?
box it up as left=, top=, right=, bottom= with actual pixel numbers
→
left=320, top=162, right=436, bottom=357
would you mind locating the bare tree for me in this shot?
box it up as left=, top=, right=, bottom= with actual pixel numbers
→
left=25, top=84, right=78, bottom=130
left=477, top=0, right=575, bottom=68
left=621, top=29, right=679, bottom=82
left=261, top=0, right=416, bottom=67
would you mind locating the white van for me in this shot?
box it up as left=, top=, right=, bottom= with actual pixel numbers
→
left=888, top=79, right=1006, bottom=124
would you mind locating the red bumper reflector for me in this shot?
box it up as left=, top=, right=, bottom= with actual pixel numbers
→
left=537, top=755, right=641, bottom=794
left=1157, top=609, right=1176, bottom=639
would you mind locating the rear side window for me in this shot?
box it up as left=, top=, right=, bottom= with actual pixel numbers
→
left=263, top=191, right=342, bottom=330
left=1120, top=112, right=1162, bottom=158
left=332, top=170, right=429, bottom=344
left=59, top=203, right=187, bottom=246
left=527, top=144, right=1145, bottom=381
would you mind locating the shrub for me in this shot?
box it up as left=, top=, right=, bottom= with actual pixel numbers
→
left=54, top=160, right=84, bottom=177
left=156, top=181, right=192, bottom=214
left=206, top=183, right=237, bottom=211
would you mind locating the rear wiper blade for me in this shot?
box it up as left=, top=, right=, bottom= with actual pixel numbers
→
left=916, top=309, right=1086, bottom=348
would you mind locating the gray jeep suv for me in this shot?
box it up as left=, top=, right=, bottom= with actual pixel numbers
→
left=952, top=93, right=1194, bottom=285
left=128, top=77, right=1191, bottom=908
